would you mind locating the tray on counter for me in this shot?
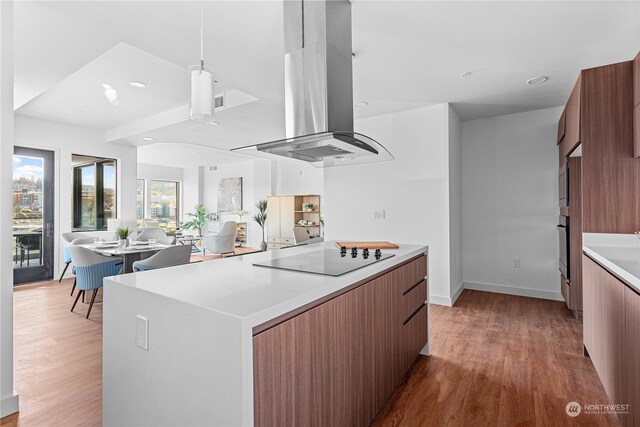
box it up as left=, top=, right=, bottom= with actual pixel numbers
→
left=335, top=241, right=399, bottom=250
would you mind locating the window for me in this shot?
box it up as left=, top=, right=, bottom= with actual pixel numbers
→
left=72, top=155, right=117, bottom=231
left=149, top=180, right=180, bottom=232
left=136, top=179, right=145, bottom=225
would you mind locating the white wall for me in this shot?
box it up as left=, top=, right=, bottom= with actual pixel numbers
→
left=461, top=107, right=562, bottom=300
left=1, top=1, right=19, bottom=417
left=448, top=106, right=463, bottom=303
left=182, top=166, right=204, bottom=218
left=202, top=159, right=272, bottom=248
left=273, top=161, right=324, bottom=197
left=324, top=104, right=457, bottom=305
left=13, top=115, right=138, bottom=279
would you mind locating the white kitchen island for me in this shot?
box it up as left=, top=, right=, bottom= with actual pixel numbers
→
left=103, top=241, right=429, bottom=427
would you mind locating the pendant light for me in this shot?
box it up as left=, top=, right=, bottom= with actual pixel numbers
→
left=189, top=7, right=215, bottom=122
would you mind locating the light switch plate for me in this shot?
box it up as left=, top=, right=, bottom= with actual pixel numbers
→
left=373, top=210, right=386, bottom=219
left=136, top=315, right=149, bottom=351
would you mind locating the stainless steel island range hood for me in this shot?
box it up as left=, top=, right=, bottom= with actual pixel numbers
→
left=232, top=0, right=393, bottom=167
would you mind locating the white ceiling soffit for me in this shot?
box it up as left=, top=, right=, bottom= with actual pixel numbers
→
left=17, top=43, right=259, bottom=142
left=13, top=0, right=640, bottom=139
left=350, top=1, right=640, bottom=120
left=18, top=43, right=192, bottom=128
left=136, top=142, right=254, bottom=168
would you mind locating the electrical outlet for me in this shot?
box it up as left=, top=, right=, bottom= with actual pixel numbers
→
left=513, top=259, right=521, bottom=268
left=372, top=210, right=386, bottom=219
left=136, top=315, right=149, bottom=351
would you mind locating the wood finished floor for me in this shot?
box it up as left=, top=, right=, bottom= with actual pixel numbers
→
left=372, top=290, right=620, bottom=427
left=2, top=286, right=619, bottom=426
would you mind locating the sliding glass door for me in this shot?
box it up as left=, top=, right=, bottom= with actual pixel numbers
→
left=13, top=147, right=54, bottom=284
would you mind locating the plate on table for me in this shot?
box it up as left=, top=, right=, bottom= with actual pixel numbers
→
left=94, top=242, right=118, bottom=249
left=127, top=243, right=156, bottom=249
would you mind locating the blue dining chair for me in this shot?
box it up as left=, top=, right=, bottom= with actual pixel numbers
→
left=69, top=246, right=122, bottom=319
left=60, top=232, right=97, bottom=298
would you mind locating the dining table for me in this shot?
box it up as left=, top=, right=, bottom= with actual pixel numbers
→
left=82, top=241, right=171, bottom=273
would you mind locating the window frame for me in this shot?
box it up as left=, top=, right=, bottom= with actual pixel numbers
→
left=136, top=178, right=146, bottom=223
left=148, top=179, right=181, bottom=232
left=72, top=157, right=117, bottom=231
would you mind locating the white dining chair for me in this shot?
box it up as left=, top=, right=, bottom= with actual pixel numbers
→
left=201, top=221, right=237, bottom=257
left=132, top=245, right=193, bottom=272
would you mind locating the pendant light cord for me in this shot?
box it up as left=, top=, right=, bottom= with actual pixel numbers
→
left=200, top=6, right=204, bottom=70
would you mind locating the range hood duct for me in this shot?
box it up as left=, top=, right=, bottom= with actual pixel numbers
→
left=232, top=0, right=393, bottom=167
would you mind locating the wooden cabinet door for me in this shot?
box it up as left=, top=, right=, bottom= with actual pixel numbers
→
left=253, top=283, right=372, bottom=427
left=623, top=286, right=640, bottom=427
left=557, top=108, right=566, bottom=145
left=634, top=52, right=640, bottom=108
left=266, top=196, right=280, bottom=240
left=583, top=256, right=625, bottom=404
left=561, top=275, right=570, bottom=308
left=279, top=196, right=295, bottom=239
left=565, top=74, right=582, bottom=151
left=634, top=106, right=640, bottom=158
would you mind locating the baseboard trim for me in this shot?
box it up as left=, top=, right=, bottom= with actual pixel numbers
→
left=450, top=281, right=464, bottom=306
left=1, top=392, right=19, bottom=417
left=420, top=342, right=429, bottom=356
left=464, top=281, right=563, bottom=301
left=429, top=294, right=452, bottom=306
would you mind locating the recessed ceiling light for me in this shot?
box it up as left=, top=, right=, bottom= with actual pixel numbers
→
left=129, top=81, right=147, bottom=88
left=71, top=109, right=84, bottom=114
left=208, top=120, right=220, bottom=126
left=527, top=76, right=549, bottom=85
left=143, top=137, right=155, bottom=141
left=101, top=83, right=120, bottom=106
left=460, top=72, right=472, bottom=78
left=354, top=101, right=368, bottom=108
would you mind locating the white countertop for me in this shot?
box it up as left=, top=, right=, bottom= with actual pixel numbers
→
left=104, top=241, right=428, bottom=328
left=583, top=233, right=640, bottom=292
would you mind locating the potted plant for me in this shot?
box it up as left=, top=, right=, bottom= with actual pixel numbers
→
left=237, top=210, right=247, bottom=222
left=116, top=227, right=130, bottom=248
left=303, top=203, right=314, bottom=212
left=182, top=204, right=214, bottom=237
left=253, top=200, right=268, bottom=251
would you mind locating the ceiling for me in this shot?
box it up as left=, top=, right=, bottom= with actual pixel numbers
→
left=13, top=1, right=640, bottom=166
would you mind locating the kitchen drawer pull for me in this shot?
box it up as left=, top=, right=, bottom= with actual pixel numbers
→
left=403, top=303, right=425, bottom=326
left=403, top=279, right=425, bottom=296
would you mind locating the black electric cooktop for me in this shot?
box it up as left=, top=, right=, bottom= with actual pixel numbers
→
left=253, top=249, right=395, bottom=277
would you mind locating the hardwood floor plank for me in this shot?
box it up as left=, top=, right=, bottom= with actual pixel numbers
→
left=372, top=290, right=621, bottom=427
left=2, top=284, right=620, bottom=427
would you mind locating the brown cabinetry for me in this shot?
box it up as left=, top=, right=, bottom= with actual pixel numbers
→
left=578, top=61, right=637, bottom=233
left=253, top=255, right=428, bottom=426
left=557, top=108, right=566, bottom=145
left=634, top=52, right=640, bottom=108
left=583, top=254, right=639, bottom=426
left=623, top=285, right=640, bottom=427
left=566, top=157, right=582, bottom=314
left=634, top=52, right=640, bottom=157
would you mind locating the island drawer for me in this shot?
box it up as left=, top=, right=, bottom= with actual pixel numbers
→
left=401, top=303, right=427, bottom=370
left=400, top=255, right=427, bottom=293
left=403, top=280, right=427, bottom=323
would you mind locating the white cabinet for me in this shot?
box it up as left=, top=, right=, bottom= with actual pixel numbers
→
left=266, top=195, right=321, bottom=249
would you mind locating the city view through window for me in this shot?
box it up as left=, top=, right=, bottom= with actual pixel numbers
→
left=13, top=155, right=44, bottom=267
left=149, top=180, right=179, bottom=232
left=72, top=155, right=116, bottom=231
